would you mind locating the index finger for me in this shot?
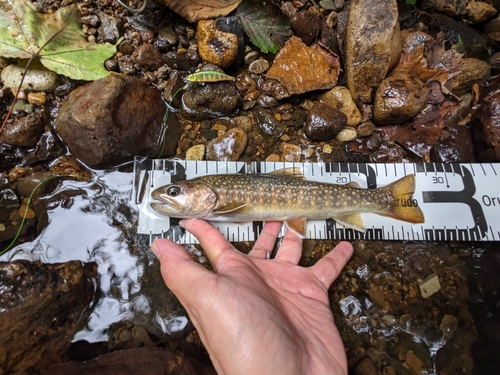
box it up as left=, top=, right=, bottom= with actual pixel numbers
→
left=179, top=219, right=235, bottom=271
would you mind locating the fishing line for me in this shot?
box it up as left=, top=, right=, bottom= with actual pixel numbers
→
left=156, top=85, right=185, bottom=158
left=0, top=174, right=71, bottom=255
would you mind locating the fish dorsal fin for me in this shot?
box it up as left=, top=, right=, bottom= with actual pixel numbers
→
left=332, top=213, right=365, bottom=233
left=212, top=201, right=247, bottom=214
left=269, top=167, right=305, bottom=179
left=285, top=217, right=307, bottom=238
left=345, top=181, right=361, bottom=188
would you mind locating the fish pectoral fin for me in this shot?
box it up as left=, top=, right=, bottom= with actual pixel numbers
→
left=332, top=213, right=365, bottom=233
left=269, top=167, right=305, bottom=179
left=345, top=181, right=361, bottom=188
left=285, top=217, right=307, bottom=238
left=212, top=201, right=247, bottom=214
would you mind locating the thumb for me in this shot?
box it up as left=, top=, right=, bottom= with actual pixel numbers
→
left=311, top=241, right=354, bottom=288
left=152, top=238, right=211, bottom=298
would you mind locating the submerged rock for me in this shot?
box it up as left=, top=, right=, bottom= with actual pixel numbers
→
left=266, top=36, right=340, bottom=97
left=0, top=260, right=95, bottom=374
left=55, top=74, right=180, bottom=168
left=26, top=347, right=217, bottom=375
left=346, top=0, right=402, bottom=102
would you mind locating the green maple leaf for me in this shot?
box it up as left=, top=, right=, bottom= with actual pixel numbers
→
left=237, top=0, right=290, bottom=54
left=0, top=0, right=117, bottom=81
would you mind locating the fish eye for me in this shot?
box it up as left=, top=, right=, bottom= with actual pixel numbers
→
left=166, top=185, right=181, bottom=197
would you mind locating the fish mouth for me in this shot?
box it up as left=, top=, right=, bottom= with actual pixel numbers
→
left=150, top=192, right=184, bottom=215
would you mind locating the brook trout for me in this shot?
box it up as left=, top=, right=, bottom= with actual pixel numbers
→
left=150, top=168, right=424, bottom=237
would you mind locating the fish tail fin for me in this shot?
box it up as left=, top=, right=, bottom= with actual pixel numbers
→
left=379, top=175, right=425, bottom=224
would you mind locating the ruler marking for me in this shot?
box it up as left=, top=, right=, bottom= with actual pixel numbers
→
left=480, top=164, right=486, bottom=175
left=490, top=163, right=497, bottom=175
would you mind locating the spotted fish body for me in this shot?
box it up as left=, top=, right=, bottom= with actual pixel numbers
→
left=150, top=169, right=424, bottom=237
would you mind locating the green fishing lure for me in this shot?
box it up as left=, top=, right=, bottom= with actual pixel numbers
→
left=185, top=71, right=234, bottom=83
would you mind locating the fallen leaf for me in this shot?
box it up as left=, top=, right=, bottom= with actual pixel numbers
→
left=0, top=0, right=117, bottom=81
left=158, top=0, right=241, bottom=23
left=237, top=0, right=290, bottom=53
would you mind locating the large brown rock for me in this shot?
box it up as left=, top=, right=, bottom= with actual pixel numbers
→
left=346, top=0, right=402, bottom=102
left=474, top=89, right=500, bottom=161
left=0, top=260, right=96, bottom=375
left=55, top=74, right=181, bottom=168
left=15, top=348, right=217, bottom=375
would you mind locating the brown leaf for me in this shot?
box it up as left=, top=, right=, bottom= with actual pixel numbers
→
left=158, top=0, right=241, bottom=23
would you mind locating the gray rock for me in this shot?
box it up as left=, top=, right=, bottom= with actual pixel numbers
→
left=206, top=128, right=247, bottom=161
left=55, top=74, right=180, bottom=168
left=98, top=11, right=120, bottom=44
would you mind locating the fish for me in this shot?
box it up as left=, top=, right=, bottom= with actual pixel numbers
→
left=150, top=168, right=425, bottom=237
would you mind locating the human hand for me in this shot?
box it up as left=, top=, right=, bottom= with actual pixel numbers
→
left=152, top=219, right=353, bottom=375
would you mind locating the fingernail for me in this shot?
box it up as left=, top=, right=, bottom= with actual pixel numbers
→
left=151, top=242, right=160, bottom=258
left=178, top=219, right=186, bottom=228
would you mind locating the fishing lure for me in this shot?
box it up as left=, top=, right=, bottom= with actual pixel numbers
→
left=185, top=71, right=234, bottom=84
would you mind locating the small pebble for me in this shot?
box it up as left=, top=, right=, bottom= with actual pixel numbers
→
left=248, top=59, right=270, bottom=74
left=185, top=144, right=205, bottom=160
left=336, top=127, right=357, bottom=142
left=27, top=92, right=46, bottom=106
left=323, top=144, right=333, bottom=154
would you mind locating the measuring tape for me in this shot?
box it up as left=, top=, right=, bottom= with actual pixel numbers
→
left=133, top=158, right=500, bottom=245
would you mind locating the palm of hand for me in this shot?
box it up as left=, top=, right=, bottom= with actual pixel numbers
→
left=153, top=219, right=353, bottom=375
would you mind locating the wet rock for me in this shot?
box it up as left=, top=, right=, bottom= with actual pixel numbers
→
left=97, top=11, right=120, bottom=44
left=358, top=122, right=376, bottom=137
left=248, top=59, right=270, bottom=74
left=27, top=92, right=46, bottom=106
left=336, top=126, right=357, bottom=142
left=373, top=75, right=429, bottom=125
left=132, top=44, right=164, bottom=71
left=1, top=64, right=60, bottom=93
left=206, top=128, right=247, bottom=161
left=405, top=352, right=423, bottom=374
left=429, top=13, right=488, bottom=60
left=16, top=171, right=60, bottom=200
left=354, top=357, right=377, bottom=375
left=485, top=16, right=500, bottom=41
left=465, top=1, right=497, bottom=23
left=56, top=74, right=180, bottom=168
left=0, top=260, right=95, bottom=374
left=197, top=20, right=238, bottom=68
left=0, top=189, right=18, bottom=222
left=318, top=86, right=362, bottom=126
left=266, top=36, right=340, bottom=97
left=290, top=10, right=322, bottom=45
left=26, top=347, right=217, bottom=375
left=235, top=69, right=257, bottom=95
left=0, top=111, right=46, bottom=148
left=449, top=58, right=489, bottom=97
left=305, top=103, right=346, bottom=141
left=49, top=156, right=93, bottom=182
left=181, top=73, right=241, bottom=121
left=419, top=273, right=441, bottom=298
left=216, top=16, right=245, bottom=67
left=440, top=314, right=459, bottom=340
left=433, top=123, right=474, bottom=163
left=346, top=0, right=402, bottom=102
left=421, top=0, right=467, bottom=16
left=185, top=144, right=205, bottom=160
left=21, top=131, right=66, bottom=166
left=158, top=24, right=178, bottom=47
left=257, top=93, right=279, bottom=108
left=253, top=107, right=285, bottom=138
left=280, top=142, right=302, bottom=162
left=473, top=89, right=500, bottom=161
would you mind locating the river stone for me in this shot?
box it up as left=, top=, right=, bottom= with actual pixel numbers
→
left=373, top=75, right=429, bottom=125
left=0, top=260, right=95, bottom=374
left=449, top=58, right=490, bottom=97
left=0, top=111, right=46, bottom=148
left=290, top=10, right=322, bottom=45
left=266, top=36, right=340, bottom=97
left=473, top=90, right=500, bottom=161
left=197, top=20, right=238, bottom=68
left=465, top=1, right=497, bottom=23
left=206, top=128, right=247, bottom=161
left=305, top=103, right=347, bottom=141
left=421, top=0, right=468, bottom=16
left=55, top=74, right=180, bottom=168
left=132, top=44, right=164, bottom=71
left=1, top=64, right=60, bottom=93
left=28, top=348, right=217, bottom=375
left=346, top=0, right=402, bottom=102
left=318, top=86, right=362, bottom=126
